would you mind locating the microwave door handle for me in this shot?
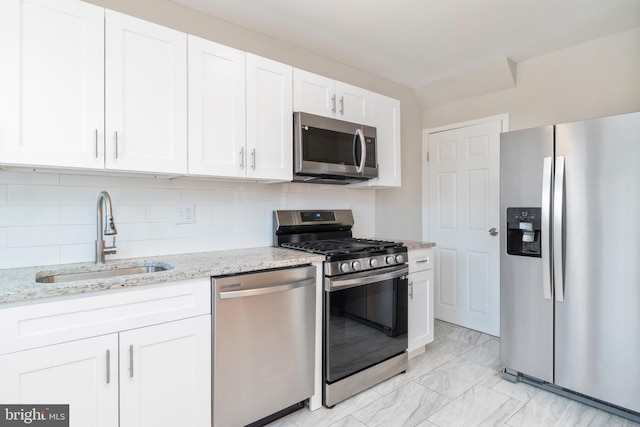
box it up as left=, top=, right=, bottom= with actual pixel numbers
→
left=353, top=128, right=366, bottom=173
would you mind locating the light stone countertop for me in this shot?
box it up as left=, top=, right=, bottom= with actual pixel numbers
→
left=0, top=247, right=324, bottom=306
left=373, top=238, right=436, bottom=251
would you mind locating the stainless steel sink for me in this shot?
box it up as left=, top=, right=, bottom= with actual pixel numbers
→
left=36, top=264, right=172, bottom=283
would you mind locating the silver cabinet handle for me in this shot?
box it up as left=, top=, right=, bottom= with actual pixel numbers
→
left=554, top=156, right=565, bottom=302
left=416, top=259, right=430, bottom=264
left=541, top=156, right=553, bottom=300
left=339, top=96, right=344, bottom=115
left=219, top=277, right=315, bottom=299
left=129, top=344, right=134, bottom=378
left=251, top=148, right=256, bottom=170
left=106, top=349, right=111, bottom=384
left=239, top=147, right=244, bottom=169
left=409, top=281, right=414, bottom=299
left=95, top=129, right=99, bottom=158
left=489, top=228, right=498, bottom=236
left=114, top=131, right=119, bottom=159
left=331, top=95, right=336, bottom=113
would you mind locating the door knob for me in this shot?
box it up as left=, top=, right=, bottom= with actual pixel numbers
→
left=489, top=228, right=498, bottom=236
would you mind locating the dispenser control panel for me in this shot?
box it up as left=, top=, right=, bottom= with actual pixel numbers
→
left=506, top=207, right=542, bottom=257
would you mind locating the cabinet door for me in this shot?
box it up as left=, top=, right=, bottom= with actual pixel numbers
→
left=352, top=93, right=401, bottom=188
left=293, top=68, right=336, bottom=118
left=188, top=35, right=246, bottom=178
left=105, top=10, right=187, bottom=174
left=408, top=269, right=434, bottom=353
left=335, top=81, right=371, bottom=125
left=246, top=54, right=293, bottom=181
left=0, top=0, right=104, bottom=169
left=372, top=93, right=401, bottom=186
left=119, top=316, right=211, bottom=427
left=0, top=334, right=119, bottom=427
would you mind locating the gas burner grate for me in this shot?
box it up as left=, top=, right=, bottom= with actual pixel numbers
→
left=282, top=238, right=402, bottom=256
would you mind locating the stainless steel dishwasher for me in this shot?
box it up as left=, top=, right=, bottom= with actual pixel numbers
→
left=212, top=265, right=316, bottom=427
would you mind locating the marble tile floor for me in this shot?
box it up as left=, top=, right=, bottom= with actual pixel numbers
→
left=268, top=320, right=639, bottom=427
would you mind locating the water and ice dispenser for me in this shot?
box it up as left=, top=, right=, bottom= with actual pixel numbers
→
left=506, top=207, right=542, bottom=257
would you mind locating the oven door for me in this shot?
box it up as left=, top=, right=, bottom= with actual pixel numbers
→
left=324, top=264, right=408, bottom=384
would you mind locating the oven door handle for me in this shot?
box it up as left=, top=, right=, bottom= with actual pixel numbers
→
left=326, top=264, right=408, bottom=291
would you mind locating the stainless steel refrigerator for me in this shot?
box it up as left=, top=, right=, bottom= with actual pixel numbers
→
left=500, top=111, right=640, bottom=421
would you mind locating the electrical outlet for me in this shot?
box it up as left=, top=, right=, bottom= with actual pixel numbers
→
left=175, top=204, right=195, bottom=224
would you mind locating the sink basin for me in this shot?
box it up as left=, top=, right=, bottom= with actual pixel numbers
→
left=36, top=264, right=172, bottom=284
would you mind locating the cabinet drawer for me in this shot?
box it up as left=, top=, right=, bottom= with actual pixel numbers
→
left=0, top=278, right=210, bottom=355
left=408, top=248, right=433, bottom=273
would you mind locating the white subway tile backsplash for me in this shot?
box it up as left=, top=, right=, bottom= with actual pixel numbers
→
left=146, top=205, right=175, bottom=223
left=0, top=171, right=375, bottom=269
left=59, top=173, right=145, bottom=188
left=0, top=246, right=61, bottom=269
left=109, top=187, right=181, bottom=206
left=0, top=227, right=7, bottom=248
left=8, top=185, right=97, bottom=205
left=60, top=243, right=95, bottom=264
left=0, top=170, right=59, bottom=185
left=8, top=224, right=94, bottom=247
left=115, top=206, right=147, bottom=224
left=0, top=206, right=60, bottom=226
left=60, top=206, right=93, bottom=225
left=195, top=205, right=213, bottom=222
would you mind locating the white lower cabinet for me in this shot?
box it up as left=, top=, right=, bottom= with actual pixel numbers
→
left=119, top=316, right=211, bottom=427
left=408, top=247, right=434, bottom=356
left=0, top=334, right=119, bottom=427
left=0, top=279, right=211, bottom=427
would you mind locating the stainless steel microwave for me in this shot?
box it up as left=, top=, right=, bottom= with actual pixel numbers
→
left=293, top=112, right=377, bottom=184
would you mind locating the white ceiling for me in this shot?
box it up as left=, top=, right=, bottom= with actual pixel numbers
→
left=173, top=0, right=640, bottom=89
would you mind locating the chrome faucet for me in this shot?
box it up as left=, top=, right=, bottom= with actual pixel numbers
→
left=96, top=191, right=117, bottom=264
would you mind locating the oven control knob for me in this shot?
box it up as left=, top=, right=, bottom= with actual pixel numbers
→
left=351, top=261, right=361, bottom=271
left=340, top=263, right=350, bottom=273
left=369, top=258, right=379, bottom=268
left=395, top=254, right=405, bottom=264
left=385, top=255, right=395, bottom=265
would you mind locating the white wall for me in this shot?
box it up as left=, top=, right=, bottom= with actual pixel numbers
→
left=423, top=27, right=640, bottom=131
left=0, top=171, right=375, bottom=269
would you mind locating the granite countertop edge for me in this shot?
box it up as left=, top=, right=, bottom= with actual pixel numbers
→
left=0, top=247, right=325, bottom=306
left=0, top=239, right=436, bottom=306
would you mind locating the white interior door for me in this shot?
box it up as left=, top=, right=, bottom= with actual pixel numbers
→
left=424, top=118, right=504, bottom=336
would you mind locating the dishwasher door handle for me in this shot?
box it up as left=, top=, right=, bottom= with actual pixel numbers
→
left=218, top=277, right=315, bottom=299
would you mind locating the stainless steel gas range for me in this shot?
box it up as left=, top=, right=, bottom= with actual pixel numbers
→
left=274, top=209, right=408, bottom=407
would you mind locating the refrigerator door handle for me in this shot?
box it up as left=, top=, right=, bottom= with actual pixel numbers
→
left=542, top=156, right=553, bottom=300
left=554, top=156, right=565, bottom=302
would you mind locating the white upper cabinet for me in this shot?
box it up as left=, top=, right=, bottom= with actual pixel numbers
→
left=187, top=35, right=246, bottom=178
left=352, top=93, right=402, bottom=188
left=0, top=2, right=187, bottom=175
left=0, top=0, right=105, bottom=169
left=246, top=54, right=293, bottom=181
left=294, top=69, right=371, bottom=125
left=105, top=10, right=188, bottom=174
left=188, top=46, right=292, bottom=181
